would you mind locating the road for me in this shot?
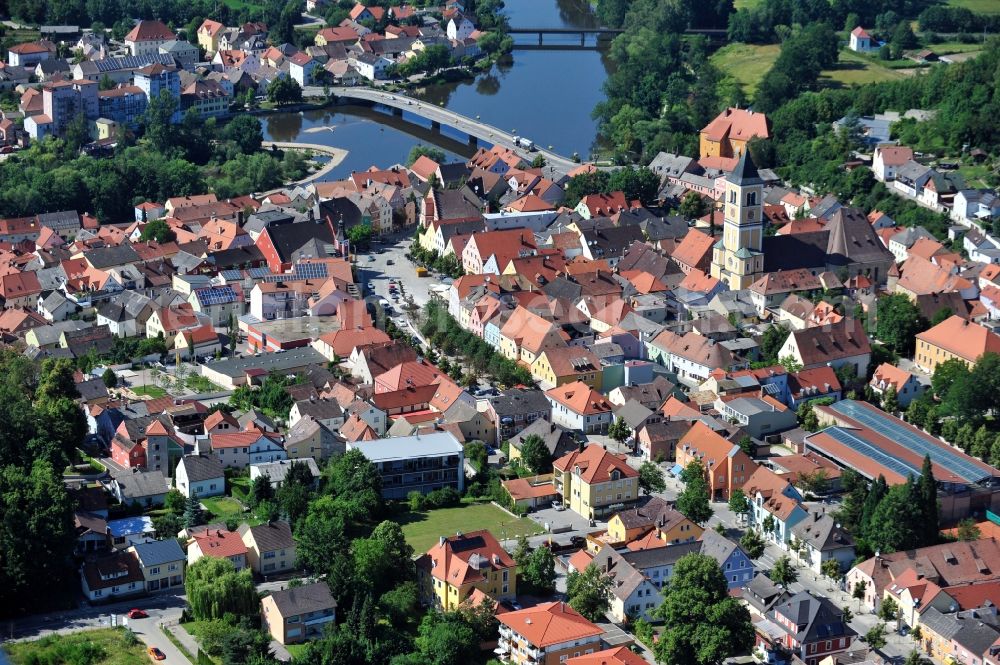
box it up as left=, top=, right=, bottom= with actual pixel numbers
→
left=309, top=85, right=586, bottom=174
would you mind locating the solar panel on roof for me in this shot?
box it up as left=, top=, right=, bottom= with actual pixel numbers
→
left=831, top=401, right=992, bottom=484
left=196, top=286, right=238, bottom=306
left=247, top=267, right=273, bottom=279
left=291, top=262, right=328, bottom=280
left=220, top=269, right=241, bottom=281
left=819, top=427, right=921, bottom=481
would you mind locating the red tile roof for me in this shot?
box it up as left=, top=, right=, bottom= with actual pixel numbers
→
left=553, top=443, right=637, bottom=484
left=498, top=601, right=603, bottom=648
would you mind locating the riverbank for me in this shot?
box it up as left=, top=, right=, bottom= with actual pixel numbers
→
left=261, top=141, right=348, bottom=186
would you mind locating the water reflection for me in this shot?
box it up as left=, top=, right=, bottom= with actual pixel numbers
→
left=260, top=0, right=612, bottom=168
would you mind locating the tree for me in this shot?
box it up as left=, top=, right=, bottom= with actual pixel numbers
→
left=652, top=553, right=754, bottom=665
left=353, top=520, right=415, bottom=597
left=917, top=455, right=939, bottom=546
left=346, top=223, right=373, bottom=251
left=822, top=558, right=843, bottom=583
left=880, top=385, right=900, bottom=414
left=224, top=114, right=264, bottom=155
left=676, top=461, right=713, bottom=524
left=608, top=417, right=630, bottom=444
left=140, top=218, right=176, bottom=243
left=101, top=368, right=118, bottom=388
left=738, top=435, right=754, bottom=456
left=879, top=595, right=899, bottom=622
left=797, top=469, right=830, bottom=496
left=638, top=461, right=666, bottom=495
left=185, top=557, right=258, bottom=620
left=778, top=355, right=804, bottom=373
left=679, top=191, right=708, bottom=219
left=522, top=545, right=556, bottom=594
left=141, top=89, right=179, bottom=154
left=759, top=325, right=790, bottom=364
left=771, top=556, right=797, bottom=586
left=566, top=564, right=613, bottom=622
left=875, top=295, right=926, bottom=355
left=728, top=488, right=750, bottom=518
left=184, top=493, right=204, bottom=529
left=267, top=76, right=303, bottom=106
left=407, top=145, right=445, bottom=166
left=165, top=489, right=186, bottom=515
left=740, top=528, right=765, bottom=559
left=248, top=474, right=275, bottom=509
left=411, top=611, right=479, bottom=665
left=321, top=448, right=383, bottom=527
left=294, top=496, right=348, bottom=573
left=865, top=622, right=888, bottom=650
left=906, top=650, right=928, bottom=665
left=932, top=358, right=969, bottom=400
left=0, top=461, right=76, bottom=616
left=464, top=441, right=488, bottom=475
left=957, top=518, right=981, bottom=541
left=513, top=534, right=532, bottom=568
left=519, top=434, right=552, bottom=474
left=853, top=580, right=867, bottom=609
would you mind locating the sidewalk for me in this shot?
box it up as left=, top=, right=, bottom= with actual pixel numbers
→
left=166, top=623, right=200, bottom=660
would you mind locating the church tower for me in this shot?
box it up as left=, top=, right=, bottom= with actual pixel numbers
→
left=709, top=150, right=765, bottom=290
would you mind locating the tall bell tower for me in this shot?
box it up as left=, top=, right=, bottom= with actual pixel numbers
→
left=710, top=150, right=765, bottom=290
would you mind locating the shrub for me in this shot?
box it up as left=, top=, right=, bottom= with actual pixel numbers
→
left=425, top=486, right=461, bottom=508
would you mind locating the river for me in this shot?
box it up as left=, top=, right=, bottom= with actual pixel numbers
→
left=260, top=0, right=611, bottom=179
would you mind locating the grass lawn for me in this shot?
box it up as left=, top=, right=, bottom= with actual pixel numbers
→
left=5, top=628, right=149, bottom=665
left=734, top=0, right=764, bottom=8
left=932, top=41, right=988, bottom=55
left=229, top=476, right=251, bottom=501
left=133, top=384, right=167, bottom=397
left=959, top=163, right=995, bottom=189
left=285, top=644, right=311, bottom=660
left=947, top=0, right=1000, bottom=13
left=820, top=49, right=910, bottom=87
left=202, top=496, right=246, bottom=521
left=709, top=43, right=780, bottom=95
left=398, top=502, right=543, bottom=553
left=222, top=0, right=264, bottom=9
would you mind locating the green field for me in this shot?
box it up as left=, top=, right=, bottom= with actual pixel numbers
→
left=946, top=0, right=1000, bottom=14
left=5, top=629, right=149, bottom=665
left=933, top=41, right=988, bottom=55
left=710, top=43, right=781, bottom=94
left=133, top=384, right=167, bottom=397
left=734, top=0, right=764, bottom=8
left=398, top=502, right=544, bottom=553
left=202, top=496, right=245, bottom=520
left=821, top=49, right=910, bottom=87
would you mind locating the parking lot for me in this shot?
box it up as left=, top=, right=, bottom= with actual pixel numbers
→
left=356, top=234, right=439, bottom=312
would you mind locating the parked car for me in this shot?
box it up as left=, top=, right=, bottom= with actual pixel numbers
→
left=127, top=608, right=148, bottom=619
left=148, top=647, right=166, bottom=661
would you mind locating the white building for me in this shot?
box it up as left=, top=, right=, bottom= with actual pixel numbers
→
left=174, top=455, right=225, bottom=499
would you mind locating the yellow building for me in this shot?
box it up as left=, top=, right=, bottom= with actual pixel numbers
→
left=498, top=306, right=567, bottom=365
left=710, top=150, right=766, bottom=291
left=914, top=314, right=1000, bottom=373
left=552, top=443, right=639, bottom=519
left=416, top=530, right=516, bottom=611
left=699, top=107, right=771, bottom=160
left=530, top=346, right=603, bottom=391
left=197, top=19, right=224, bottom=54
left=606, top=497, right=703, bottom=545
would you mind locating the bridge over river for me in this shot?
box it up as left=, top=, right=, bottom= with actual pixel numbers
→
left=323, top=85, right=585, bottom=172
